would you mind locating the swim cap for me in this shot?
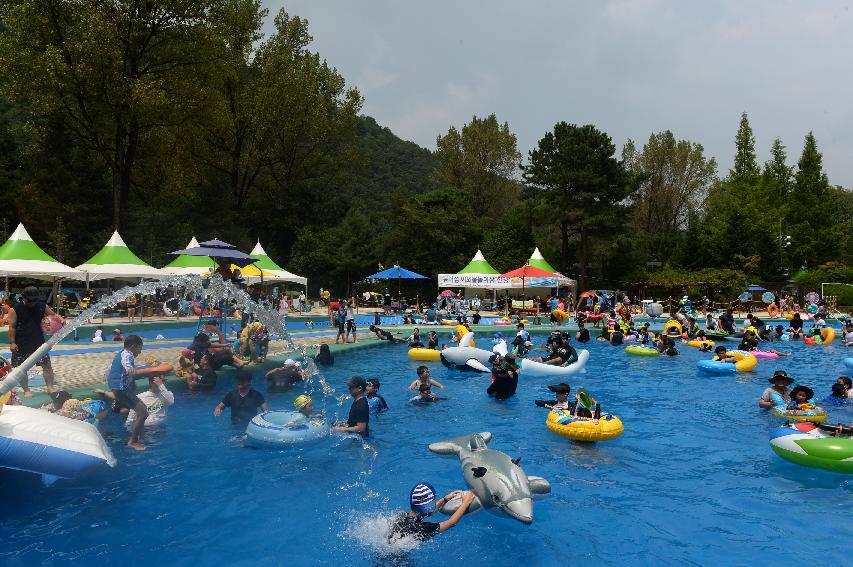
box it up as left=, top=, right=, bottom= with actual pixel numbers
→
left=410, top=482, right=437, bottom=515
left=284, top=358, right=296, bottom=366
left=294, top=395, right=312, bottom=410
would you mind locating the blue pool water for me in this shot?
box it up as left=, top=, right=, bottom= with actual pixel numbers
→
left=2, top=335, right=853, bottom=565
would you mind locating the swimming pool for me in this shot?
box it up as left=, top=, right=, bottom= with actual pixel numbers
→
left=2, top=335, right=853, bottom=565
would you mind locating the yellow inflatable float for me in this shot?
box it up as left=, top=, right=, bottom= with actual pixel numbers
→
left=663, top=319, right=683, bottom=336
left=408, top=348, right=441, bottom=361
left=728, top=350, right=758, bottom=372
left=687, top=339, right=715, bottom=349
left=772, top=405, right=827, bottom=423
left=546, top=410, right=624, bottom=442
left=552, top=309, right=568, bottom=321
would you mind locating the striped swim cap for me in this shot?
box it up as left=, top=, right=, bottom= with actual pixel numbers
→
left=410, top=482, right=437, bottom=515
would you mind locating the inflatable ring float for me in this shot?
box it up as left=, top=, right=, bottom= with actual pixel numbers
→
left=663, top=319, right=682, bottom=337
left=767, top=303, right=779, bottom=317
left=696, top=350, right=757, bottom=374
left=551, top=309, right=568, bottom=321
left=821, top=327, right=835, bottom=345
left=625, top=345, right=659, bottom=356
left=808, top=303, right=819, bottom=314
left=770, top=422, right=853, bottom=473
left=772, top=406, right=827, bottom=423
left=246, top=411, right=329, bottom=446
left=546, top=410, right=624, bottom=442
left=408, top=348, right=441, bottom=361
left=845, top=358, right=853, bottom=369
left=703, top=331, right=730, bottom=340
left=687, top=339, right=715, bottom=349
left=440, top=320, right=457, bottom=326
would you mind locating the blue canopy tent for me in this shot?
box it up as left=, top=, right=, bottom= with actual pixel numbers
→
left=367, top=265, right=429, bottom=295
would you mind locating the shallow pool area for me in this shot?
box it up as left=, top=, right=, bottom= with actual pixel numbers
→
left=2, top=335, right=853, bottom=565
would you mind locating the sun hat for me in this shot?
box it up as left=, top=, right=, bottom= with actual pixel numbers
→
left=294, top=395, right=312, bottom=410
left=548, top=383, right=570, bottom=394
left=410, top=483, right=437, bottom=515
left=769, top=370, right=794, bottom=385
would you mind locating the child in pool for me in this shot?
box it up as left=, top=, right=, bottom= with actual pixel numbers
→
left=411, top=384, right=448, bottom=404
left=786, top=385, right=818, bottom=411
left=713, top=345, right=737, bottom=363
left=366, top=378, right=388, bottom=414
left=408, top=366, right=445, bottom=391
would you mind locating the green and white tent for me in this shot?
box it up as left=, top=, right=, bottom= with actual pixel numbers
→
left=249, top=241, right=307, bottom=286
left=438, top=250, right=502, bottom=288
left=457, top=250, right=500, bottom=275
left=76, top=231, right=164, bottom=280
left=161, top=237, right=215, bottom=276
left=0, top=223, right=85, bottom=280
left=526, top=247, right=558, bottom=273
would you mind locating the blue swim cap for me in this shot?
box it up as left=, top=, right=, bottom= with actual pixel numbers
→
left=410, top=482, right=437, bottom=515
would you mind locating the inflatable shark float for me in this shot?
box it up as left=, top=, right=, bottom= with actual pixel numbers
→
left=429, top=432, right=550, bottom=524
left=440, top=332, right=496, bottom=372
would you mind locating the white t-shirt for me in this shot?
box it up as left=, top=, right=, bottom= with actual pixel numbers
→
left=126, top=385, right=175, bottom=428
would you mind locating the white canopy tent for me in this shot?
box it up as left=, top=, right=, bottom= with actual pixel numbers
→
left=76, top=231, right=165, bottom=281
left=0, top=223, right=85, bottom=280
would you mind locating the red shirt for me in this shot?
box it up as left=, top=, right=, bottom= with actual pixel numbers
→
left=329, top=301, right=340, bottom=312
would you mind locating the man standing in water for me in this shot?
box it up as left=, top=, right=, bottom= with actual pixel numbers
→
left=7, top=286, right=61, bottom=396
left=387, top=483, right=476, bottom=542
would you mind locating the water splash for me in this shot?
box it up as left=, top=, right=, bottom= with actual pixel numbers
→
left=1, top=274, right=338, bottom=403
left=339, top=511, right=424, bottom=561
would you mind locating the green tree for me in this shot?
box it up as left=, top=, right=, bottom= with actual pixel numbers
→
left=787, top=132, right=837, bottom=270
left=622, top=131, right=717, bottom=260
left=434, top=113, right=521, bottom=221
left=522, top=122, right=638, bottom=289
left=0, top=0, right=223, bottom=230
left=763, top=137, right=793, bottom=191
left=732, top=112, right=760, bottom=182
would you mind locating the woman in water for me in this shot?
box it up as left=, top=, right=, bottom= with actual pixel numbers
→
left=314, top=343, right=334, bottom=366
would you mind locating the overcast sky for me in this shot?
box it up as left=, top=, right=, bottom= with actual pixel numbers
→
left=266, top=1, right=853, bottom=187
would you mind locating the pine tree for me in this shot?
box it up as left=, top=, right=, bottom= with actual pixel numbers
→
left=763, top=137, right=793, bottom=192
left=731, top=112, right=760, bottom=182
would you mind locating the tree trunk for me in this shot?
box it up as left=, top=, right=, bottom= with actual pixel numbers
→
left=113, top=124, right=138, bottom=231
left=579, top=226, right=589, bottom=291
left=560, top=219, right=569, bottom=274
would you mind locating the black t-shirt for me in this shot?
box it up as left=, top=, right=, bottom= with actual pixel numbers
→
left=222, top=388, right=265, bottom=424
left=347, top=396, right=370, bottom=436
left=388, top=514, right=440, bottom=542
left=487, top=369, right=518, bottom=399
left=12, top=301, right=46, bottom=351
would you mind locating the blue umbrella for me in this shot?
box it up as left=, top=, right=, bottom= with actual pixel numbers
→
left=367, top=265, right=429, bottom=295
left=171, top=239, right=257, bottom=268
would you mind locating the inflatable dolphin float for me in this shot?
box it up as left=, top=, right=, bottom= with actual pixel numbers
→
left=440, top=332, right=495, bottom=372
left=429, top=432, right=550, bottom=524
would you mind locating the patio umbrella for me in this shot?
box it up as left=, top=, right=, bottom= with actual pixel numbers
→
left=440, top=289, right=455, bottom=297
left=170, top=239, right=257, bottom=268
left=162, top=237, right=215, bottom=276
left=367, top=265, right=429, bottom=295
left=500, top=265, right=557, bottom=302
